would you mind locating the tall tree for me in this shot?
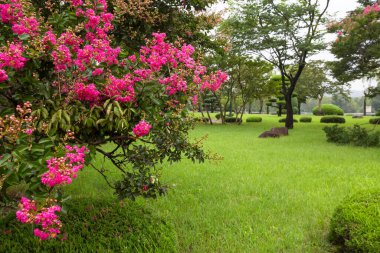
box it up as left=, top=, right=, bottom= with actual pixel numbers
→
left=222, top=0, right=330, bottom=128
left=296, top=61, right=347, bottom=114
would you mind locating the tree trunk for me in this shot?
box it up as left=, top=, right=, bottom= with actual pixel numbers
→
left=285, top=94, right=294, bottom=129
left=259, top=99, right=264, bottom=114
left=278, top=104, right=282, bottom=116
left=364, top=96, right=367, bottom=116
left=206, top=108, right=213, bottom=125
left=318, top=97, right=323, bottom=115
left=298, top=102, right=301, bottom=115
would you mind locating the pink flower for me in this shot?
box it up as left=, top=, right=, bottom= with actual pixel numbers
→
left=128, top=55, right=136, bottom=62
left=51, top=45, right=72, bottom=71
left=192, top=95, right=198, bottom=106
left=34, top=229, right=50, bottom=240
left=92, top=68, right=103, bottom=76
left=133, top=120, right=152, bottom=137
left=0, top=69, right=8, bottom=82
left=74, top=83, right=100, bottom=103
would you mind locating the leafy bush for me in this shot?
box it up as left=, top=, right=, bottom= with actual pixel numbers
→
left=330, top=190, right=380, bottom=252
left=300, top=117, right=312, bottom=123
left=323, top=125, right=380, bottom=147
left=215, top=113, right=221, bottom=120
left=369, top=117, right=380, bottom=124
left=279, top=118, right=298, bottom=123
left=225, top=117, right=242, bottom=123
left=246, top=116, right=262, bottom=123
left=320, top=116, right=346, bottom=124
left=323, top=125, right=350, bottom=144
left=0, top=199, right=178, bottom=253
left=312, top=104, right=344, bottom=116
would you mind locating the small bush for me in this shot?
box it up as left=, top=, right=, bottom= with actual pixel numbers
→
left=323, top=124, right=380, bottom=147
left=329, top=190, right=380, bottom=252
left=320, top=116, right=345, bottom=124
left=299, top=117, right=312, bottom=123
left=246, top=116, right=262, bottom=123
left=0, top=199, right=178, bottom=253
left=369, top=117, right=380, bottom=125
left=278, top=118, right=298, bottom=123
left=376, top=110, right=380, bottom=116
left=312, top=104, right=344, bottom=116
left=225, top=117, right=242, bottom=123
left=323, top=125, right=350, bottom=144
left=215, top=113, right=221, bottom=120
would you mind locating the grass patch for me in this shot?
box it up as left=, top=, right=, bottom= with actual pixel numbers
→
left=0, top=199, right=177, bottom=253
left=2, top=114, right=380, bottom=252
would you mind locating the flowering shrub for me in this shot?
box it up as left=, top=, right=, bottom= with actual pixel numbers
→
left=0, top=0, right=227, bottom=240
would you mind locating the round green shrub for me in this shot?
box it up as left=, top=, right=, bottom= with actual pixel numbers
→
left=312, top=104, right=344, bottom=116
left=225, top=117, right=242, bottom=123
left=320, top=116, right=345, bottom=124
left=246, top=116, right=262, bottom=123
left=369, top=117, right=380, bottom=125
left=276, top=100, right=286, bottom=106
left=0, top=199, right=178, bottom=253
left=299, top=117, right=312, bottom=123
left=278, top=118, right=298, bottom=123
left=215, top=113, right=221, bottom=120
left=329, top=190, right=380, bottom=252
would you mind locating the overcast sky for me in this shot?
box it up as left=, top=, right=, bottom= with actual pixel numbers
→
left=212, top=0, right=375, bottom=92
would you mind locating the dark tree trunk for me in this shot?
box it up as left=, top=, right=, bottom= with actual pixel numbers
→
left=259, top=99, right=264, bottom=114
left=278, top=104, right=282, bottom=116
left=285, top=93, right=294, bottom=129
left=298, top=102, right=301, bottom=115
left=364, top=95, right=367, bottom=116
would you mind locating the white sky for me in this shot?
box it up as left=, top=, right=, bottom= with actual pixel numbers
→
left=211, top=0, right=376, bottom=93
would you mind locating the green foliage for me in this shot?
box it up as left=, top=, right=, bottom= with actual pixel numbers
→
left=225, top=117, right=242, bottom=123
left=320, top=116, right=346, bottom=124
left=279, top=118, right=298, bottom=123
left=0, top=198, right=178, bottom=252
left=300, top=117, right=312, bottom=123
left=369, top=117, right=380, bottom=124
left=323, top=124, right=379, bottom=146
left=215, top=113, right=221, bottom=120
left=246, top=116, right=262, bottom=123
left=329, top=189, right=380, bottom=252
left=312, top=104, right=344, bottom=116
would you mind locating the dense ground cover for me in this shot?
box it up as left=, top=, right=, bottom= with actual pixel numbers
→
left=2, top=114, right=380, bottom=252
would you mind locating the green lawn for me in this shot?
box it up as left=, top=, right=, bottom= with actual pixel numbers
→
left=63, top=114, right=380, bottom=252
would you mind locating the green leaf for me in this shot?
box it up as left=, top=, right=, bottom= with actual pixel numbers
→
left=18, top=33, right=30, bottom=41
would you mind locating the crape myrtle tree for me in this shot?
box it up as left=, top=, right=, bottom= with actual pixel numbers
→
left=0, top=0, right=227, bottom=240
left=225, top=0, right=330, bottom=128
left=328, top=0, right=380, bottom=82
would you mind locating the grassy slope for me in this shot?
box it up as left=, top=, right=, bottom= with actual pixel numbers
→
left=68, top=115, right=380, bottom=252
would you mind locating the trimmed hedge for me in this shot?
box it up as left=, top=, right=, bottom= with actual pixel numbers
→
left=320, top=116, right=345, bottom=124
left=0, top=199, right=178, bottom=253
left=312, top=104, right=344, bottom=116
left=225, top=117, right=242, bottom=123
left=299, top=117, right=312, bottom=123
left=369, top=117, right=380, bottom=125
left=330, top=190, right=380, bottom=252
left=246, top=116, right=262, bottom=123
left=278, top=118, right=298, bottom=123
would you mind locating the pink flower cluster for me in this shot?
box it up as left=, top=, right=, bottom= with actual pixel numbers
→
left=41, top=145, right=88, bottom=187
left=133, top=120, right=152, bottom=137
left=16, top=197, right=62, bottom=240
left=200, top=70, right=228, bottom=92
left=74, top=83, right=101, bottom=103
left=0, top=69, right=8, bottom=82
left=0, top=0, right=39, bottom=36
left=104, top=75, right=135, bottom=103
left=0, top=42, right=27, bottom=81
left=364, top=3, right=380, bottom=14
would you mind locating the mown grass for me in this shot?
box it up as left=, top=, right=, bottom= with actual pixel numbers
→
left=2, top=114, right=380, bottom=252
